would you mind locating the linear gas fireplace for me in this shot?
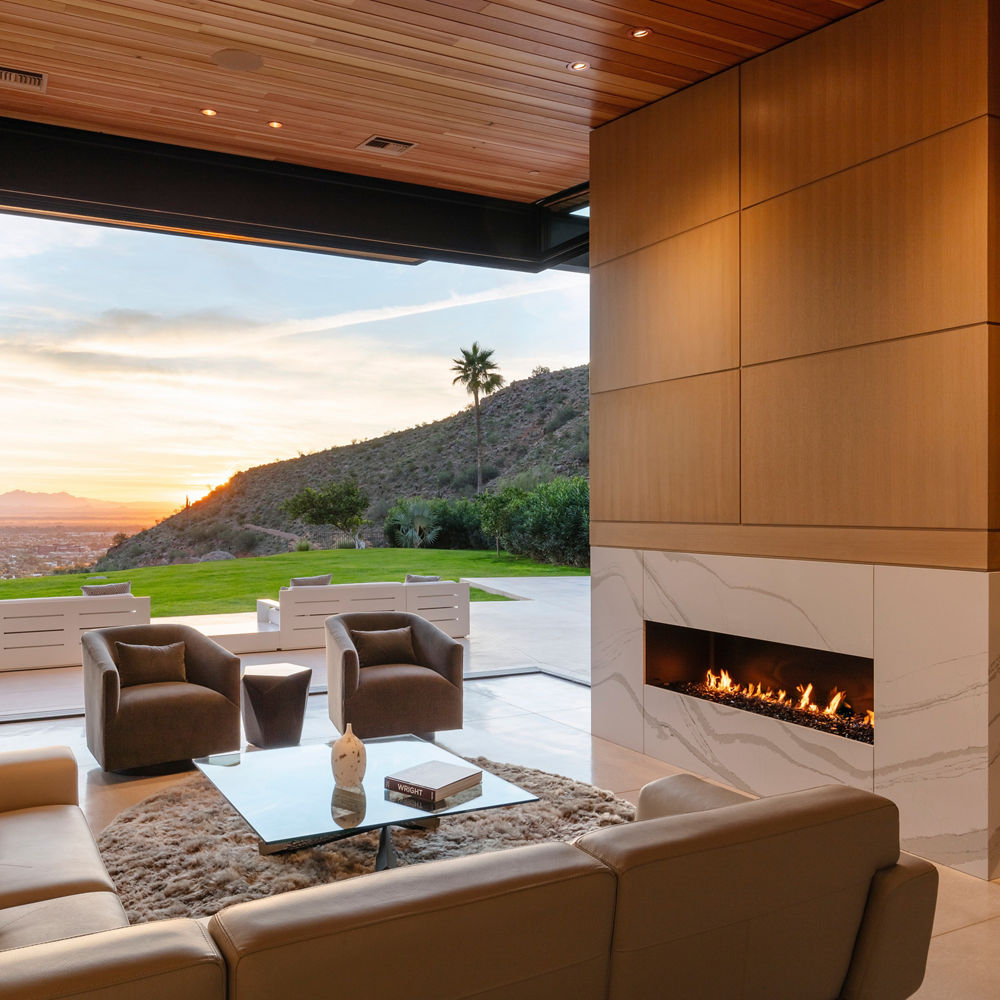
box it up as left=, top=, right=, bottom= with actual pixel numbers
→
left=595, top=548, right=999, bottom=880
left=645, top=621, right=875, bottom=744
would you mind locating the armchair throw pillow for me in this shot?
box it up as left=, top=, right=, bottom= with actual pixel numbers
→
left=114, top=641, right=187, bottom=687
left=350, top=626, right=416, bottom=668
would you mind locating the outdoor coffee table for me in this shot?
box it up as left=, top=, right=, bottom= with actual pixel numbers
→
left=194, top=735, right=538, bottom=869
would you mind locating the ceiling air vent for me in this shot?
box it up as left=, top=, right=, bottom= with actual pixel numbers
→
left=0, top=66, right=47, bottom=93
left=357, top=135, right=416, bottom=156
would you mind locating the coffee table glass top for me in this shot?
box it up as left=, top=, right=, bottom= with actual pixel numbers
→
left=194, top=735, right=538, bottom=854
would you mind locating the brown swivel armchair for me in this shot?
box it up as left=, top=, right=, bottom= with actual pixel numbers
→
left=82, top=623, right=241, bottom=771
left=325, top=611, right=463, bottom=739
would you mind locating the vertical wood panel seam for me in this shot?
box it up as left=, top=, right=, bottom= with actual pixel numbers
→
left=737, top=63, right=743, bottom=527
left=740, top=113, right=994, bottom=212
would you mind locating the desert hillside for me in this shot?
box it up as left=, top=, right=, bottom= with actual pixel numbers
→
left=97, top=364, right=589, bottom=569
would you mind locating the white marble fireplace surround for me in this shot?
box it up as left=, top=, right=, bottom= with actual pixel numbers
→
left=591, top=547, right=1000, bottom=880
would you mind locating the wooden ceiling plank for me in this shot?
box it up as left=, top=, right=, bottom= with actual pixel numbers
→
left=206, top=5, right=688, bottom=98
left=500, top=0, right=791, bottom=48
left=336, top=0, right=728, bottom=76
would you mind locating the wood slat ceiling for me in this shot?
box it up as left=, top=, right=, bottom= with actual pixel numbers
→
left=0, top=0, right=877, bottom=203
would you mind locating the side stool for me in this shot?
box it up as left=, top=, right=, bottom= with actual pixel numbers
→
left=241, top=663, right=312, bottom=749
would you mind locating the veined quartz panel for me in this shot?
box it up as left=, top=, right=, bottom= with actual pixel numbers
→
left=643, top=685, right=874, bottom=796
left=874, top=566, right=999, bottom=879
left=644, top=551, right=873, bottom=657
left=591, top=547, right=644, bottom=751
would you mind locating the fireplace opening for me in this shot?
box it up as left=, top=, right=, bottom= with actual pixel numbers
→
left=645, top=621, right=874, bottom=744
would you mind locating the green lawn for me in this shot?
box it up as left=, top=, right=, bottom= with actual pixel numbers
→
left=0, top=549, right=588, bottom=617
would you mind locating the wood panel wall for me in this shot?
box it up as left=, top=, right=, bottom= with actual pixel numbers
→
left=590, top=0, right=1000, bottom=569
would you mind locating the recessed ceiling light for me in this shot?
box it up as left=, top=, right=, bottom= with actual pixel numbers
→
left=568, top=61, right=589, bottom=71
left=629, top=27, right=652, bottom=38
left=200, top=108, right=217, bottom=116
left=267, top=120, right=283, bottom=129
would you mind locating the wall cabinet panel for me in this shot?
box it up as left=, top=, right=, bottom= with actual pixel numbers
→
left=741, top=328, right=993, bottom=529
left=742, top=120, right=990, bottom=366
left=590, top=69, right=738, bottom=266
left=741, top=0, right=989, bottom=206
left=591, top=372, right=740, bottom=525
left=591, top=214, right=739, bottom=393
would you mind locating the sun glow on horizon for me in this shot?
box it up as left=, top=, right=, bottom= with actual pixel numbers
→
left=0, top=214, right=589, bottom=504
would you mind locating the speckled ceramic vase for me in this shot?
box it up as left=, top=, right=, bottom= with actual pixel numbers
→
left=332, top=723, right=366, bottom=790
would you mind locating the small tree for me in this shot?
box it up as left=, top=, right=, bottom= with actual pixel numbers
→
left=476, top=486, right=526, bottom=556
left=283, top=477, right=370, bottom=549
left=450, top=342, right=505, bottom=493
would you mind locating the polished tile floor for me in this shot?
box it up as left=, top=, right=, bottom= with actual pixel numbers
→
left=1, top=672, right=997, bottom=997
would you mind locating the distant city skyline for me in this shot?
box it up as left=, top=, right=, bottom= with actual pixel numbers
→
left=0, top=213, right=589, bottom=504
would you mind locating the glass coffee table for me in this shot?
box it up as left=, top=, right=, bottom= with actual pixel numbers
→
left=195, top=735, right=538, bottom=869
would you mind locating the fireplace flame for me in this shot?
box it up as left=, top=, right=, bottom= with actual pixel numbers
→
left=704, top=670, right=873, bottom=728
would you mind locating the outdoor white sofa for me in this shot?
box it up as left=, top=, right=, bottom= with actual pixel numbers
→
left=257, top=579, right=470, bottom=649
left=0, top=594, right=151, bottom=671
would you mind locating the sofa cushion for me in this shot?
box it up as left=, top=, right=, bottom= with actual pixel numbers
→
left=208, top=843, right=615, bottom=1000
left=348, top=664, right=461, bottom=738
left=404, top=573, right=441, bottom=583
left=108, top=683, right=239, bottom=771
left=289, top=574, right=332, bottom=587
left=0, top=891, right=128, bottom=952
left=350, top=626, right=415, bottom=668
left=81, top=581, right=131, bottom=595
left=115, top=641, right=187, bottom=687
left=0, top=805, right=117, bottom=909
left=0, top=919, right=226, bottom=1000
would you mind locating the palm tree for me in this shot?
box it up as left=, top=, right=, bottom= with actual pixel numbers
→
left=451, top=342, right=505, bottom=493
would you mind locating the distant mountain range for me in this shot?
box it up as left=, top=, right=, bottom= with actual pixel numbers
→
left=0, top=490, right=172, bottom=522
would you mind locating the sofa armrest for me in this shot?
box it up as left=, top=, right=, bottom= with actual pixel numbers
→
left=839, top=853, right=938, bottom=1000
left=0, top=919, right=225, bottom=1000
left=0, top=746, right=78, bottom=812
left=409, top=615, right=464, bottom=688
left=636, top=773, right=756, bottom=821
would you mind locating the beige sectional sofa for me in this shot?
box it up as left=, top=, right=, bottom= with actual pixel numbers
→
left=0, top=747, right=938, bottom=1000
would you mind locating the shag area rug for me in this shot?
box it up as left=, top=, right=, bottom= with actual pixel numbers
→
left=97, top=757, right=635, bottom=923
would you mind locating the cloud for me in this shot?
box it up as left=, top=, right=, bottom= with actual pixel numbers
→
left=263, top=271, right=586, bottom=339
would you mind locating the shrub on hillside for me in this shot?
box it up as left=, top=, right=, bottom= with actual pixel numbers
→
left=544, top=406, right=577, bottom=434
left=427, top=498, right=487, bottom=550
left=502, top=477, right=590, bottom=567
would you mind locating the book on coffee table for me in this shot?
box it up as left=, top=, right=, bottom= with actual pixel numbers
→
left=384, top=760, right=482, bottom=804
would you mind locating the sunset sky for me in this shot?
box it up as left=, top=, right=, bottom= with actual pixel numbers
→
left=0, top=213, right=589, bottom=506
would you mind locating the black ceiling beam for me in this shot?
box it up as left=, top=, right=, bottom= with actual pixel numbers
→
left=0, top=116, right=588, bottom=272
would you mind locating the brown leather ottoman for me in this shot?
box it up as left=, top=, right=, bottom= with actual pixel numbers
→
left=241, top=663, right=312, bottom=749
